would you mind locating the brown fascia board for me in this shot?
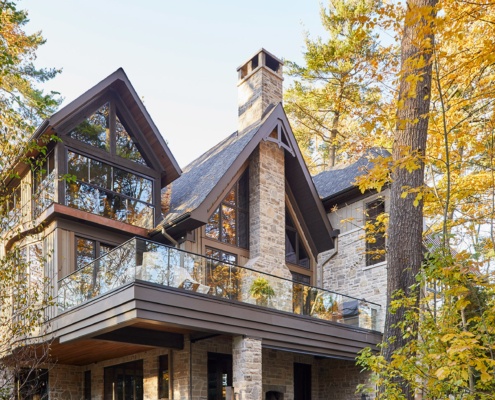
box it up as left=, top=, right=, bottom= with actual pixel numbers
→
left=322, top=186, right=389, bottom=212
left=40, top=68, right=181, bottom=188
left=164, top=104, right=334, bottom=253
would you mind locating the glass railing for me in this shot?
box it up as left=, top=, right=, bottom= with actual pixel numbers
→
left=57, top=238, right=381, bottom=331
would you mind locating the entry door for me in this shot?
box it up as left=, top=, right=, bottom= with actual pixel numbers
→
left=104, top=360, right=143, bottom=400
left=294, top=363, right=311, bottom=400
left=208, top=353, right=233, bottom=400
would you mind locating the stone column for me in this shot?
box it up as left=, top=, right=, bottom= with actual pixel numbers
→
left=248, top=140, right=290, bottom=280
left=233, top=336, right=262, bottom=400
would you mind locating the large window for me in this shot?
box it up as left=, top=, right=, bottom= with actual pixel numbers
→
left=75, top=236, right=114, bottom=269
left=66, top=151, right=154, bottom=228
left=158, top=355, right=169, bottom=399
left=205, top=247, right=238, bottom=298
left=68, top=101, right=147, bottom=166
left=104, top=360, right=143, bottom=400
left=365, top=198, right=386, bottom=266
left=15, top=368, right=48, bottom=400
left=207, top=353, right=232, bottom=400
left=285, top=209, right=309, bottom=269
left=205, top=170, right=249, bottom=249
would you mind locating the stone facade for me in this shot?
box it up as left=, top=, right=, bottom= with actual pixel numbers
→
left=42, top=323, right=373, bottom=400
left=320, top=192, right=389, bottom=331
left=48, top=364, right=82, bottom=400
left=317, top=359, right=373, bottom=400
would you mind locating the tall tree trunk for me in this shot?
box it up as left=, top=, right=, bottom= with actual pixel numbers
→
left=383, top=0, right=437, bottom=398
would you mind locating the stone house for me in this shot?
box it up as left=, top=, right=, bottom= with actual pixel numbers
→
left=2, top=49, right=387, bottom=400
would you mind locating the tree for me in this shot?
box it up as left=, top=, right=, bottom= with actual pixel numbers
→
left=285, top=0, right=396, bottom=172
left=357, top=1, right=495, bottom=399
left=0, top=1, right=60, bottom=397
left=383, top=1, right=438, bottom=397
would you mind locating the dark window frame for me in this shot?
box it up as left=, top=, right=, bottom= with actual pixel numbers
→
left=15, top=368, right=49, bottom=400
left=65, top=150, right=155, bottom=228
left=205, top=169, right=249, bottom=249
left=365, top=198, right=386, bottom=266
left=75, top=235, right=115, bottom=270
left=104, top=360, right=143, bottom=400
left=67, top=98, right=148, bottom=166
left=285, top=208, right=310, bottom=270
left=158, top=354, right=170, bottom=399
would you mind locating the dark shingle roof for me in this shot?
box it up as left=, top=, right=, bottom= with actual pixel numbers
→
left=313, top=148, right=390, bottom=199
left=161, top=124, right=261, bottom=226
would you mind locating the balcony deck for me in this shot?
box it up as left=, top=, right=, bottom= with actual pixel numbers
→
left=51, top=238, right=382, bottom=364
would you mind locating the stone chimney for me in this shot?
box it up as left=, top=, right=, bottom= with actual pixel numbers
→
left=237, top=49, right=283, bottom=134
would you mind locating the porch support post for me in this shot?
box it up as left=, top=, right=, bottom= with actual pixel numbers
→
left=232, top=335, right=262, bottom=400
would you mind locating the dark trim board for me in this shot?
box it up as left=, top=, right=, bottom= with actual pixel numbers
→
left=51, top=281, right=381, bottom=361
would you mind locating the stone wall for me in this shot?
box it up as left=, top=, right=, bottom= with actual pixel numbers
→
left=319, top=227, right=387, bottom=331
left=48, top=364, right=82, bottom=400
left=238, top=61, right=283, bottom=134
left=317, top=358, right=373, bottom=400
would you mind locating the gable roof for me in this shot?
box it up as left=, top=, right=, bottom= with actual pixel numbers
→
left=159, top=103, right=335, bottom=254
left=313, top=148, right=390, bottom=202
left=32, top=68, right=181, bottom=188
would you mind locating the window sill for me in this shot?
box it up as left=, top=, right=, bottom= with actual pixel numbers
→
left=363, top=260, right=387, bottom=271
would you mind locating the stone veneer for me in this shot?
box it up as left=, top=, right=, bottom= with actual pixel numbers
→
left=233, top=336, right=263, bottom=400
left=319, top=227, right=387, bottom=331
left=238, top=53, right=283, bottom=135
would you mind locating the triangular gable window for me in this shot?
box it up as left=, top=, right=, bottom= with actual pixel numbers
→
left=68, top=101, right=148, bottom=166
left=68, top=102, right=110, bottom=151
left=116, top=115, right=147, bottom=165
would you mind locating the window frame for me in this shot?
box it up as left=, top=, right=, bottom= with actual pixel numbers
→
left=365, top=197, right=386, bottom=266
left=285, top=205, right=313, bottom=284
left=205, top=169, right=249, bottom=250
left=65, top=149, right=155, bottom=228
left=64, top=95, right=149, bottom=167
left=75, top=235, right=115, bottom=270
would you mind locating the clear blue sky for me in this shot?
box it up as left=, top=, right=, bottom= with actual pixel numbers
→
left=22, top=0, right=324, bottom=167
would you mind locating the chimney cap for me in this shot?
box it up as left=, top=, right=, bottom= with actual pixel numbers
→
left=236, top=48, right=283, bottom=71
left=236, top=48, right=283, bottom=81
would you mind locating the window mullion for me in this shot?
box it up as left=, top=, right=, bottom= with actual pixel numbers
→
left=109, top=101, right=116, bottom=156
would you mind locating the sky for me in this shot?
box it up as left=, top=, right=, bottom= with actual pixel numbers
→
left=21, top=0, right=326, bottom=168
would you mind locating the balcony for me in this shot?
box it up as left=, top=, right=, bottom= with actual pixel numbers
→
left=57, top=238, right=382, bottom=332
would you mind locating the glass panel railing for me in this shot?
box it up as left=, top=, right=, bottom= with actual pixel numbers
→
left=57, top=238, right=382, bottom=331
left=33, top=170, right=56, bottom=218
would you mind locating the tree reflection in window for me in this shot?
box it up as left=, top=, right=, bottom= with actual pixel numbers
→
left=75, top=236, right=114, bottom=270
left=116, top=115, right=147, bottom=165
left=66, top=151, right=154, bottom=228
left=68, top=101, right=148, bottom=166
left=285, top=209, right=310, bottom=269
left=205, top=247, right=238, bottom=299
left=68, top=103, right=110, bottom=151
left=205, top=170, right=249, bottom=249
